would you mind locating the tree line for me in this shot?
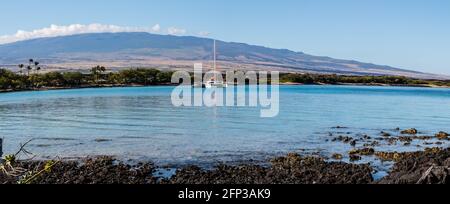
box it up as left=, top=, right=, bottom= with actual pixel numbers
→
left=0, top=65, right=174, bottom=91
left=279, top=73, right=449, bottom=86
left=1, top=64, right=449, bottom=91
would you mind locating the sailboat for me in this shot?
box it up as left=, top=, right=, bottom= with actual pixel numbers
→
left=204, top=40, right=227, bottom=88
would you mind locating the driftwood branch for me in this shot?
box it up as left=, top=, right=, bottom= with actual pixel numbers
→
left=417, top=166, right=434, bottom=184
left=0, top=139, right=36, bottom=179
left=14, top=139, right=35, bottom=158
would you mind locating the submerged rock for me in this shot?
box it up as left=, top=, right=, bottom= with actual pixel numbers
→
left=349, top=148, right=375, bottom=156
left=401, top=128, right=418, bottom=135
left=363, top=141, right=380, bottom=147
left=349, top=155, right=362, bottom=162
left=332, top=153, right=343, bottom=160
left=381, top=131, right=391, bottom=137
left=413, top=136, right=433, bottom=140
left=398, top=137, right=413, bottom=143
left=94, top=139, right=113, bottom=142
left=435, top=131, right=449, bottom=140
left=332, top=136, right=354, bottom=143
left=333, top=126, right=348, bottom=129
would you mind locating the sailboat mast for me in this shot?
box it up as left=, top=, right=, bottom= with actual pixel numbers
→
left=213, top=39, right=217, bottom=73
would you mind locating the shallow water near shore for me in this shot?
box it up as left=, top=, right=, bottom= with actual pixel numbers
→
left=1, top=85, right=450, bottom=170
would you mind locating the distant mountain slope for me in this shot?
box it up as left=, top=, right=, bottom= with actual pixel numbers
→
left=0, top=32, right=444, bottom=79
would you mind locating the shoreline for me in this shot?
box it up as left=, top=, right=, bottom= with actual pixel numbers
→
left=279, top=82, right=450, bottom=88
left=2, top=127, right=449, bottom=184
left=2, top=127, right=447, bottom=184
left=0, top=83, right=176, bottom=94
left=1, top=147, right=448, bottom=184
left=1, top=82, right=449, bottom=94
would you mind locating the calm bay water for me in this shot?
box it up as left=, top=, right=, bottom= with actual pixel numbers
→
left=1, top=85, right=450, bottom=167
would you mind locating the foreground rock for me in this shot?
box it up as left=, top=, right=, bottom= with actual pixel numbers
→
left=1, top=149, right=449, bottom=184
left=164, top=153, right=373, bottom=184
left=1, top=154, right=373, bottom=184
left=0, top=157, right=156, bottom=184
left=378, top=148, right=450, bottom=184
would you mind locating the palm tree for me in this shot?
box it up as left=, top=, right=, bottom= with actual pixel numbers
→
left=18, top=64, right=24, bottom=75
left=27, top=66, right=32, bottom=76
left=27, top=59, right=34, bottom=76
left=91, top=65, right=106, bottom=84
left=34, top=61, right=40, bottom=74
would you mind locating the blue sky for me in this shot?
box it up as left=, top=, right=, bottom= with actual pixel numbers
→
left=1, top=0, right=450, bottom=75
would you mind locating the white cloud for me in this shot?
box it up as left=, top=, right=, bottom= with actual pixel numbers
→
left=198, top=31, right=211, bottom=37
left=0, top=23, right=162, bottom=44
left=151, top=24, right=161, bottom=32
left=167, top=27, right=187, bottom=36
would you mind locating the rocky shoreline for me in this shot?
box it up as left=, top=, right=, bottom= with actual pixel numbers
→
left=377, top=148, right=450, bottom=184
left=1, top=127, right=449, bottom=184
left=1, top=147, right=448, bottom=184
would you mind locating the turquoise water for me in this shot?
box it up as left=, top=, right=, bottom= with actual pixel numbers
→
left=0, top=85, right=449, bottom=167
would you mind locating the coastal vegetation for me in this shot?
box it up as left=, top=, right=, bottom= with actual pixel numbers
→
left=0, top=65, right=175, bottom=92
left=1, top=64, right=450, bottom=93
left=279, top=73, right=450, bottom=87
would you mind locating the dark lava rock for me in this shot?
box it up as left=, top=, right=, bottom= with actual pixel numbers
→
left=349, top=155, right=362, bottom=162
left=381, top=131, right=391, bottom=137
left=401, top=128, right=418, bottom=135
left=378, top=148, right=450, bottom=184
left=375, top=147, right=443, bottom=162
left=94, top=139, right=113, bottom=143
left=165, top=153, right=373, bottom=184
left=332, top=154, right=343, bottom=160
left=0, top=157, right=156, bottom=184
left=436, top=132, right=449, bottom=140
left=349, top=148, right=375, bottom=156
left=398, top=137, right=413, bottom=143
left=332, top=136, right=354, bottom=143
left=3, top=148, right=448, bottom=185
left=363, top=141, right=380, bottom=147
left=333, top=126, right=348, bottom=129
left=413, top=136, right=433, bottom=140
